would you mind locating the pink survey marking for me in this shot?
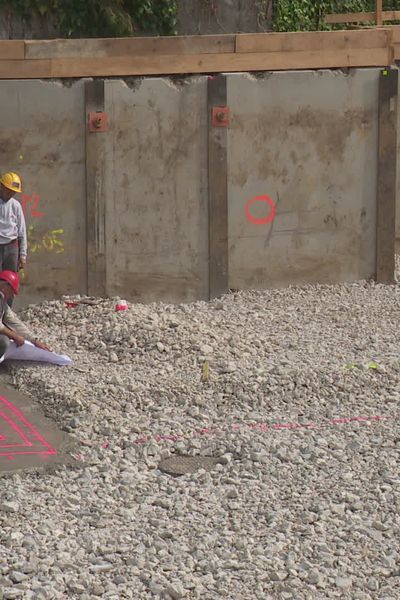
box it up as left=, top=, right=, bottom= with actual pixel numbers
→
left=0, top=410, right=33, bottom=448
left=0, top=395, right=56, bottom=458
left=132, top=414, right=399, bottom=446
left=155, top=434, right=180, bottom=442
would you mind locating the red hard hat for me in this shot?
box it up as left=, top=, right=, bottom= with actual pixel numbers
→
left=0, top=271, right=20, bottom=294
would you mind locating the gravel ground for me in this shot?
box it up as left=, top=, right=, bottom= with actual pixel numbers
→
left=1, top=273, right=400, bottom=600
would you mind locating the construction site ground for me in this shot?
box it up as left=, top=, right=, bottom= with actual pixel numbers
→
left=1, top=269, right=400, bottom=600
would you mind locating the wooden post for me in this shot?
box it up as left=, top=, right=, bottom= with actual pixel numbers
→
left=376, top=68, right=398, bottom=284
left=376, top=0, right=383, bottom=26
left=207, top=74, right=229, bottom=299
left=85, top=79, right=107, bottom=297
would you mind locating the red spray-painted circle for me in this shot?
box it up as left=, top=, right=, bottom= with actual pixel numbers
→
left=245, top=195, right=276, bottom=225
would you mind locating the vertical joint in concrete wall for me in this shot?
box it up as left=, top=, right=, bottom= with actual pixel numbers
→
left=376, top=67, right=398, bottom=284
left=85, top=79, right=107, bottom=297
left=208, top=74, right=228, bottom=300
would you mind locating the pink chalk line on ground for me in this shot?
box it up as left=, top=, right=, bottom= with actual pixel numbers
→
left=0, top=395, right=57, bottom=458
left=132, top=414, right=400, bottom=446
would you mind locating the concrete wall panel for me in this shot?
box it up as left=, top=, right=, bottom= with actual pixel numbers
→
left=227, top=70, right=379, bottom=289
left=104, top=77, right=209, bottom=303
left=0, top=80, right=87, bottom=308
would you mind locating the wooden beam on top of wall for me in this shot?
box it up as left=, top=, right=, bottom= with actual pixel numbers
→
left=387, top=26, right=400, bottom=43
left=24, top=29, right=389, bottom=60
left=25, top=34, right=235, bottom=59
left=325, top=10, right=400, bottom=24
left=0, top=41, right=24, bottom=59
left=236, top=28, right=390, bottom=53
left=85, top=80, right=107, bottom=297
left=0, top=47, right=388, bottom=80
left=0, top=59, right=52, bottom=79
left=207, top=74, right=228, bottom=300
left=51, top=48, right=391, bottom=76
left=376, top=68, right=398, bottom=284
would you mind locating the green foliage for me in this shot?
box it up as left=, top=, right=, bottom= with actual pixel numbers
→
left=124, top=0, right=177, bottom=35
left=3, top=0, right=399, bottom=38
left=0, top=0, right=177, bottom=38
left=274, top=0, right=399, bottom=32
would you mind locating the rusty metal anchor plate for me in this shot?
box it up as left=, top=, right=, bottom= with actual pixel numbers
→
left=88, top=111, right=109, bottom=132
left=212, top=106, right=230, bottom=127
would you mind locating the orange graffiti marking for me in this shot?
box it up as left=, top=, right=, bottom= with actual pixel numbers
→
left=21, top=193, right=45, bottom=219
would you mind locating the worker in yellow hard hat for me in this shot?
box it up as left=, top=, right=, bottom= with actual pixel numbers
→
left=0, top=172, right=26, bottom=265
left=0, top=172, right=27, bottom=305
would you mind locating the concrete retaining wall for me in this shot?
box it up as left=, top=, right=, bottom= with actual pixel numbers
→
left=0, top=67, right=389, bottom=308
left=228, top=70, right=379, bottom=288
left=0, top=80, right=87, bottom=307
left=104, top=78, right=209, bottom=302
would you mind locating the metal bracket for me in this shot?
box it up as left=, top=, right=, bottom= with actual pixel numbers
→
left=88, top=111, right=109, bottom=132
left=212, top=106, right=230, bottom=128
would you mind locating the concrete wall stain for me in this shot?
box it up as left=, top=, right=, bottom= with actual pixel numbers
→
left=233, top=106, right=374, bottom=168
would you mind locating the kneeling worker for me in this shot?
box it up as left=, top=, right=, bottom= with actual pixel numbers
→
left=0, top=271, right=49, bottom=360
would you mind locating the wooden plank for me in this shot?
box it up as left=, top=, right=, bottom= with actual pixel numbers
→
left=325, top=11, right=376, bottom=24
left=85, top=80, right=107, bottom=297
left=325, top=10, right=400, bottom=24
left=0, top=48, right=392, bottom=80
left=44, top=48, right=391, bottom=78
left=386, top=26, right=400, bottom=44
left=0, top=59, right=51, bottom=78
left=25, top=34, right=235, bottom=59
left=208, top=75, right=228, bottom=299
left=236, top=29, right=389, bottom=54
left=393, top=44, right=400, bottom=60
left=0, top=41, right=24, bottom=60
left=383, top=10, right=400, bottom=20
left=376, top=0, right=383, bottom=27
left=376, top=68, right=398, bottom=284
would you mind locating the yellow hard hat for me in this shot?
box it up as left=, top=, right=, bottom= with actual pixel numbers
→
left=0, top=172, right=22, bottom=194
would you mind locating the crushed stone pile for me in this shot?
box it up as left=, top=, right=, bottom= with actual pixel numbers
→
left=1, top=276, right=400, bottom=599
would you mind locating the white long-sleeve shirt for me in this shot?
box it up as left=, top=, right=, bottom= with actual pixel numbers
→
left=0, top=197, right=27, bottom=258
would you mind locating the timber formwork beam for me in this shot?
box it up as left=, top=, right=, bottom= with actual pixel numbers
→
left=0, top=28, right=398, bottom=79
